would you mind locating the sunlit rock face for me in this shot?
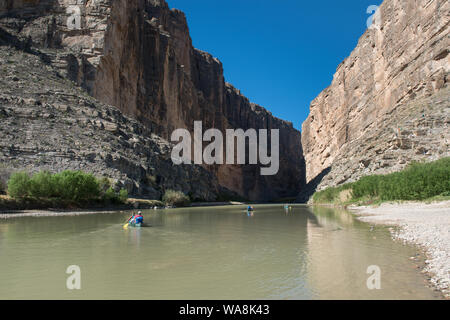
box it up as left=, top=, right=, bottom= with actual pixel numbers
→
left=0, top=0, right=306, bottom=201
left=300, top=0, right=449, bottom=196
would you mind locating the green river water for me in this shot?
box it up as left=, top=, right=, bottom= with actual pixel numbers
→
left=0, top=205, right=442, bottom=299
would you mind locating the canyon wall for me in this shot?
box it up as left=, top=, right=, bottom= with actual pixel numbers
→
left=0, top=0, right=305, bottom=201
left=0, top=45, right=223, bottom=201
left=299, top=0, right=449, bottom=198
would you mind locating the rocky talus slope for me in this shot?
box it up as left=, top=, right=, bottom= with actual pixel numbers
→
left=299, top=88, right=450, bottom=201
left=0, top=45, right=227, bottom=201
left=0, top=0, right=305, bottom=201
left=299, top=0, right=449, bottom=198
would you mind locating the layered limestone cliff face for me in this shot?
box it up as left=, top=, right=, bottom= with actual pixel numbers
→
left=300, top=0, right=449, bottom=196
left=0, top=45, right=224, bottom=201
left=0, top=0, right=305, bottom=201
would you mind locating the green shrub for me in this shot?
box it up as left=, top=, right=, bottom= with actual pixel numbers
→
left=118, top=189, right=128, bottom=203
left=29, top=171, right=54, bottom=198
left=8, top=170, right=103, bottom=202
left=102, top=187, right=128, bottom=204
left=7, top=172, right=31, bottom=198
left=103, top=187, right=117, bottom=202
left=351, top=175, right=382, bottom=199
left=377, top=158, right=450, bottom=201
left=312, top=183, right=352, bottom=204
left=162, top=189, right=190, bottom=207
left=312, top=157, right=450, bottom=204
left=5, top=170, right=130, bottom=207
left=50, top=170, right=101, bottom=201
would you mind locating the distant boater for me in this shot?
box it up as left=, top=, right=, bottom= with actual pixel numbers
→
left=125, top=211, right=144, bottom=228
left=134, top=211, right=144, bottom=224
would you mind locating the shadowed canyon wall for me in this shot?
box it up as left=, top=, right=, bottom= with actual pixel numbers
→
left=0, top=0, right=305, bottom=201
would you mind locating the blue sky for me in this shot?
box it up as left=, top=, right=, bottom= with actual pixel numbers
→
left=168, top=0, right=383, bottom=131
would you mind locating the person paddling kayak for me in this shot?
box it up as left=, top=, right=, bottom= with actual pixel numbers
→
left=134, top=211, right=144, bottom=224
left=128, top=211, right=144, bottom=226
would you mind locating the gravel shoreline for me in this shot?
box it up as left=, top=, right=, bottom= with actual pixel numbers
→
left=350, top=201, right=450, bottom=298
left=0, top=209, right=122, bottom=219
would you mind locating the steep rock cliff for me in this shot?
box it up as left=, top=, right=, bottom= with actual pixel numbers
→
left=0, top=45, right=224, bottom=201
left=300, top=0, right=449, bottom=197
left=0, top=0, right=305, bottom=201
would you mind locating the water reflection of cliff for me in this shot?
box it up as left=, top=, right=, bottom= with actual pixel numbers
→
left=305, top=206, right=437, bottom=299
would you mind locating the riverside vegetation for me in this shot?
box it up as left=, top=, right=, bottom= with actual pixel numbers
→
left=0, top=170, right=128, bottom=210
left=0, top=169, right=195, bottom=210
left=162, top=189, right=191, bottom=207
left=312, top=157, right=450, bottom=205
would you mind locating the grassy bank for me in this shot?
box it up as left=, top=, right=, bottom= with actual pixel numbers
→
left=312, top=157, right=450, bottom=205
left=0, top=194, right=164, bottom=212
left=0, top=170, right=198, bottom=211
left=1, top=170, right=129, bottom=210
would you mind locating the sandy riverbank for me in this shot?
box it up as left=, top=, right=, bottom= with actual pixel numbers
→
left=350, top=201, right=450, bottom=298
left=0, top=209, right=123, bottom=219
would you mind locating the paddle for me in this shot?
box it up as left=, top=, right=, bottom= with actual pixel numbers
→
left=123, top=215, right=133, bottom=229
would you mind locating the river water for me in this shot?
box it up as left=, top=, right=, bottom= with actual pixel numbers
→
left=0, top=205, right=441, bottom=299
